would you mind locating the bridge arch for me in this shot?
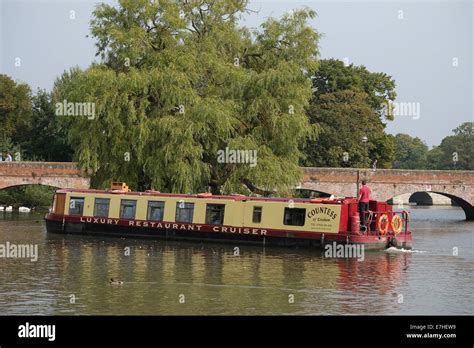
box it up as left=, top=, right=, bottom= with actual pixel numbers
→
left=389, top=192, right=454, bottom=206
left=301, top=168, right=474, bottom=220
left=295, top=188, right=332, bottom=198
left=0, top=183, right=61, bottom=210
left=0, top=183, right=61, bottom=191
left=431, top=192, right=474, bottom=220
left=409, top=192, right=433, bottom=205
left=386, top=191, right=473, bottom=220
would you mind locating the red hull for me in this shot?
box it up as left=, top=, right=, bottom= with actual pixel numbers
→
left=45, top=213, right=412, bottom=250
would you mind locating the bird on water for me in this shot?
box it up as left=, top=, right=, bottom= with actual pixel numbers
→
left=110, top=278, right=124, bottom=285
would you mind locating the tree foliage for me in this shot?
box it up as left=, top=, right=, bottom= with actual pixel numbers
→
left=0, top=74, right=32, bottom=149
left=22, top=89, right=74, bottom=161
left=392, top=133, right=428, bottom=169
left=55, top=0, right=320, bottom=194
left=392, top=123, right=473, bottom=170
left=303, top=59, right=396, bottom=168
left=426, top=122, right=473, bottom=170
left=1, top=0, right=468, bottom=191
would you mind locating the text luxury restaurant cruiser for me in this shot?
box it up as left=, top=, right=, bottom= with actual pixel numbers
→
left=45, top=182, right=412, bottom=250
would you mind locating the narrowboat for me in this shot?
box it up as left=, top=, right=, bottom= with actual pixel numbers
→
left=44, top=182, right=412, bottom=250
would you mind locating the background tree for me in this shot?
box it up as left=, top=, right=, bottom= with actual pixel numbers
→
left=0, top=74, right=32, bottom=150
left=426, top=122, right=473, bottom=170
left=392, top=133, right=428, bottom=169
left=55, top=0, right=320, bottom=195
left=0, top=135, right=21, bottom=159
left=0, top=77, right=69, bottom=209
left=425, top=146, right=444, bottom=170
left=23, top=89, right=73, bottom=161
left=303, top=59, right=396, bottom=168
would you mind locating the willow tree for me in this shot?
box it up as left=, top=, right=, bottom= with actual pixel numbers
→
left=55, top=0, right=319, bottom=194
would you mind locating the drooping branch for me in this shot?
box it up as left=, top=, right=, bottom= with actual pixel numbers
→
left=240, top=178, right=275, bottom=196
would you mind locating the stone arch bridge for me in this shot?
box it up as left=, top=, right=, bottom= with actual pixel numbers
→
left=301, top=168, right=474, bottom=220
left=0, top=162, right=89, bottom=190
left=0, top=162, right=472, bottom=220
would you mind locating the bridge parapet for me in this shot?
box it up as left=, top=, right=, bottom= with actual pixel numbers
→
left=303, top=167, right=474, bottom=183
left=0, top=163, right=472, bottom=219
left=301, top=167, right=474, bottom=220
left=0, top=162, right=89, bottom=190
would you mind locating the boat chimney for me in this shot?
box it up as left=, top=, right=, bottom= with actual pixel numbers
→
left=111, top=182, right=129, bottom=192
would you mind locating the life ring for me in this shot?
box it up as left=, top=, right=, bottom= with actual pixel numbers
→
left=391, top=215, right=403, bottom=234
left=377, top=214, right=389, bottom=235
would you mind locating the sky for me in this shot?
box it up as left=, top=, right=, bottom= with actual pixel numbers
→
left=1, top=0, right=473, bottom=146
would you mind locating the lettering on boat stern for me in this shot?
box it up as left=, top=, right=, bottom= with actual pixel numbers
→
left=307, top=205, right=341, bottom=233
left=79, top=217, right=267, bottom=235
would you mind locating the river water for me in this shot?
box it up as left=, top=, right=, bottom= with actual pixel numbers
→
left=0, top=206, right=472, bottom=315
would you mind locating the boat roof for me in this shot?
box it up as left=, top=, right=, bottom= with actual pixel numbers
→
left=55, top=188, right=358, bottom=204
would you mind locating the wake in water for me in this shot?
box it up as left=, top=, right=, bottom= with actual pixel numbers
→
left=385, top=247, right=427, bottom=253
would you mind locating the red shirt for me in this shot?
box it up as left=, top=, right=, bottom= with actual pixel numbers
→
left=359, top=185, right=370, bottom=203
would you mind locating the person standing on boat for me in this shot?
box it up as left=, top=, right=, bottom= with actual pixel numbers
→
left=358, top=180, right=371, bottom=231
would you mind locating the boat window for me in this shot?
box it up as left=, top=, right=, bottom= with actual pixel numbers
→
left=283, top=208, right=306, bottom=226
left=252, top=206, right=262, bottom=223
left=205, top=204, right=225, bottom=225
left=93, top=198, right=110, bottom=217
left=69, top=197, right=85, bottom=215
left=175, top=202, right=194, bottom=223
left=147, top=201, right=165, bottom=221
left=120, top=199, right=137, bottom=219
